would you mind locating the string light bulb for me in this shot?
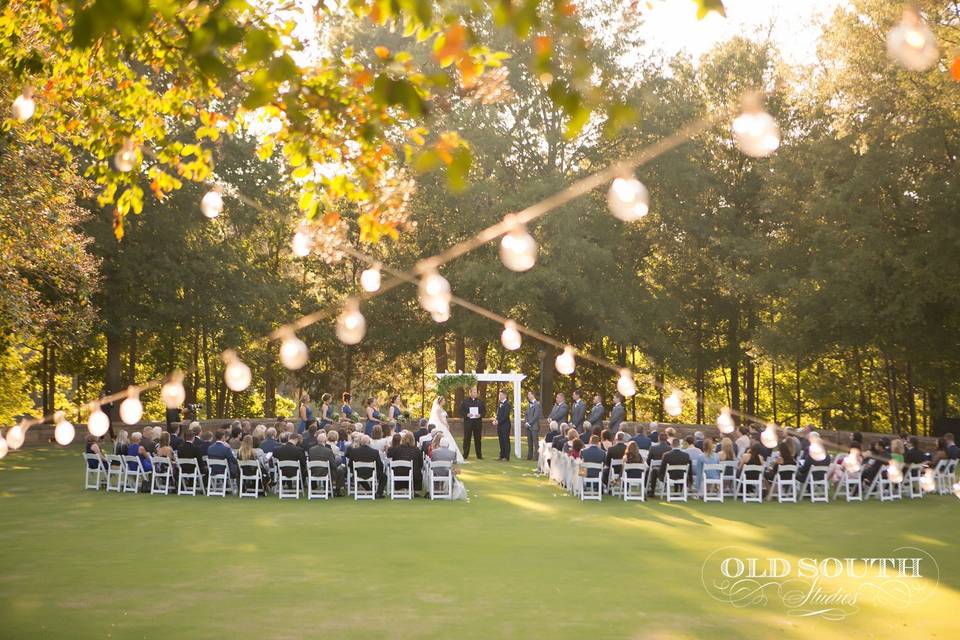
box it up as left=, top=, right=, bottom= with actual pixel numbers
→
left=499, top=217, right=538, bottom=271
left=921, top=468, right=936, bottom=493
left=6, top=423, right=25, bottom=450
left=54, top=411, right=75, bottom=446
left=160, top=373, right=186, bottom=409
left=11, top=86, right=35, bottom=122
left=555, top=346, right=576, bottom=376
left=113, top=139, right=138, bottom=172
left=200, top=189, right=224, bottom=219
left=279, top=330, right=309, bottom=370
left=222, top=350, right=252, bottom=392
left=843, top=449, right=862, bottom=474
left=760, top=423, right=779, bottom=448
left=360, top=264, right=382, bottom=292
left=430, top=303, right=451, bottom=323
left=716, top=408, right=735, bottom=434
left=87, top=405, right=110, bottom=437
left=887, top=7, right=939, bottom=71
left=732, top=94, right=780, bottom=158
left=607, top=175, right=650, bottom=222
left=418, top=269, right=451, bottom=314
left=0, top=433, right=6, bottom=459
left=887, top=461, right=903, bottom=484
left=291, top=223, right=314, bottom=257
left=335, top=300, right=367, bottom=345
left=664, top=390, right=682, bottom=417
left=617, top=369, right=637, bottom=397
left=809, top=438, right=826, bottom=462
left=500, top=320, right=522, bottom=351
left=119, top=387, right=143, bottom=425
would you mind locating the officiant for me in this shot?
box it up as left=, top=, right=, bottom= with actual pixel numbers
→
left=460, top=387, right=485, bottom=460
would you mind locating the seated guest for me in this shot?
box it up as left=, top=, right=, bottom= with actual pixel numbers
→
left=544, top=420, right=560, bottom=444
left=734, top=426, right=751, bottom=456
left=683, top=436, right=704, bottom=484
left=260, top=427, right=280, bottom=454
left=580, top=421, right=592, bottom=444
left=114, top=430, right=130, bottom=456
left=599, top=429, right=614, bottom=452
left=252, top=424, right=266, bottom=441
left=719, top=437, right=736, bottom=462
left=85, top=434, right=106, bottom=469
left=386, top=431, right=423, bottom=493
left=605, top=431, right=627, bottom=466
left=693, top=431, right=705, bottom=450
left=631, top=426, right=652, bottom=450
left=581, top=436, right=605, bottom=464
left=207, top=429, right=239, bottom=478
left=228, top=422, right=243, bottom=449
left=738, top=441, right=766, bottom=476
left=904, top=436, right=926, bottom=465
left=275, top=433, right=308, bottom=482
left=156, top=431, right=177, bottom=461
left=659, top=438, right=692, bottom=484
left=431, top=435, right=458, bottom=470
left=413, top=419, right=429, bottom=443
left=177, top=429, right=206, bottom=475
left=622, top=441, right=644, bottom=469
left=889, top=438, right=905, bottom=464
left=237, top=435, right=268, bottom=493
left=127, top=432, right=153, bottom=473
left=301, top=423, right=319, bottom=451
left=931, top=438, right=949, bottom=465
left=945, top=432, right=960, bottom=459
left=347, top=434, right=386, bottom=498
left=648, top=433, right=670, bottom=463
left=199, top=430, right=214, bottom=455
left=570, top=439, right=584, bottom=459
left=326, top=429, right=343, bottom=459
left=765, top=440, right=796, bottom=485
left=797, top=437, right=831, bottom=484
left=168, top=423, right=183, bottom=450
left=698, top=437, right=720, bottom=493
left=141, top=427, right=158, bottom=455
left=309, top=432, right=345, bottom=495
left=563, top=428, right=580, bottom=453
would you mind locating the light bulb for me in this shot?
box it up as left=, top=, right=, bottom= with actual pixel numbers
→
left=499, top=220, right=537, bottom=271
left=87, top=407, right=110, bottom=437
left=843, top=450, right=862, bottom=474
left=760, top=423, right=779, bottom=448
left=921, top=468, right=936, bottom=493
left=113, top=139, right=138, bottom=172
left=716, top=408, right=735, bottom=434
left=887, top=461, right=903, bottom=484
left=0, top=433, right=6, bottom=459
left=54, top=411, right=75, bottom=446
left=201, top=190, right=223, bottom=218
left=11, top=87, right=35, bottom=122
left=887, top=8, right=939, bottom=71
left=607, top=177, right=650, bottom=222
left=953, top=482, right=960, bottom=500
left=279, top=332, right=309, bottom=370
left=809, top=438, right=826, bottom=462
left=223, top=350, right=252, bottom=392
left=555, top=346, right=576, bottom=376
left=732, top=109, right=780, bottom=158
left=500, top=320, right=522, bottom=351
left=664, top=390, right=682, bottom=417
left=119, top=388, right=143, bottom=425
left=291, top=224, right=314, bottom=257
left=418, top=270, right=451, bottom=314
left=161, top=375, right=186, bottom=409
left=430, top=303, right=451, bottom=323
left=6, top=423, right=25, bottom=450
left=617, top=369, right=636, bottom=397
left=336, top=300, right=367, bottom=345
left=360, top=264, right=382, bottom=292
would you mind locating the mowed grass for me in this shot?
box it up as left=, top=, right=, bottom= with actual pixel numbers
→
left=1, top=440, right=958, bottom=640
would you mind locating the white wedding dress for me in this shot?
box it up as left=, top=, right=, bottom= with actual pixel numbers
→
left=429, top=398, right=468, bottom=500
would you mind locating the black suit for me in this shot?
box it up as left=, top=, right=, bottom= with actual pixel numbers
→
left=346, top=444, right=386, bottom=497
left=648, top=442, right=670, bottom=463
left=461, top=397, right=485, bottom=460
left=177, top=440, right=206, bottom=475
left=659, top=448, right=692, bottom=482
left=275, top=443, right=308, bottom=481
left=387, top=444, right=423, bottom=492
left=496, top=399, right=512, bottom=460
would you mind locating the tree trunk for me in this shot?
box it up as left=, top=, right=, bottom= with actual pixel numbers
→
left=127, top=327, right=137, bottom=387
left=344, top=346, right=354, bottom=393
left=435, top=336, right=448, bottom=373
left=884, top=356, right=900, bottom=433
left=475, top=339, right=489, bottom=400
left=695, top=300, right=705, bottom=425
left=539, top=347, right=555, bottom=410
left=794, top=355, right=802, bottom=429
left=816, top=360, right=830, bottom=428
left=770, top=361, right=778, bottom=425
left=854, top=348, right=870, bottom=431
left=41, top=340, right=49, bottom=416
left=202, top=323, right=212, bottom=419
left=46, top=341, right=57, bottom=416
left=655, top=366, right=665, bottom=422
left=729, top=315, right=741, bottom=417
left=264, top=362, right=276, bottom=418
left=906, top=361, right=917, bottom=435
left=105, top=329, right=123, bottom=421
left=454, top=333, right=466, bottom=410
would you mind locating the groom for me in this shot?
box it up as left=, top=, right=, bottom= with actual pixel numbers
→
left=496, top=390, right=512, bottom=461
left=460, top=387, right=485, bottom=460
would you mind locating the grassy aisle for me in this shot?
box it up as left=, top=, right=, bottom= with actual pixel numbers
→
left=0, top=440, right=957, bottom=639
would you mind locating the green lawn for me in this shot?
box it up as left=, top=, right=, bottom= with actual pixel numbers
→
left=1, top=440, right=958, bottom=639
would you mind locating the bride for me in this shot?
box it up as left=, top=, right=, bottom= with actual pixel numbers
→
left=429, top=396, right=464, bottom=464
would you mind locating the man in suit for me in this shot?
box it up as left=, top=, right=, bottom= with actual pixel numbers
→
left=581, top=435, right=606, bottom=464
left=275, top=432, right=308, bottom=483
left=570, top=390, right=586, bottom=431
left=207, top=429, right=239, bottom=478
left=260, top=427, right=280, bottom=454
left=300, top=423, right=319, bottom=451
left=587, top=394, right=604, bottom=434
left=199, top=430, right=214, bottom=455
left=308, top=432, right=345, bottom=496
left=523, top=391, right=542, bottom=460
left=659, top=438, right=692, bottom=484
left=631, top=426, right=652, bottom=450
left=176, top=427, right=206, bottom=476
left=904, top=436, right=926, bottom=465
left=346, top=434, right=386, bottom=498
left=944, top=433, right=960, bottom=459
left=548, top=392, right=568, bottom=425
left=387, top=431, right=424, bottom=493
left=648, top=433, right=670, bottom=463
left=496, top=390, right=513, bottom=461
left=608, top=393, right=626, bottom=433
left=413, top=418, right=429, bottom=444
left=603, top=431, right=628, bottom=486
left=141, top=427, right=158, bottom=455
left=460, top=387, right=485, bottom=460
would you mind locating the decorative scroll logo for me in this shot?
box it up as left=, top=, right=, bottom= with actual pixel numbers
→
left=700, top=546, right=939, bottom=621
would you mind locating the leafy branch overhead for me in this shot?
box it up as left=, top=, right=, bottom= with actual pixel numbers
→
left=1, top=0, right=722, bottom=243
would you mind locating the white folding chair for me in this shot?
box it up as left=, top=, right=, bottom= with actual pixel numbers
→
left=122, top=455, right=148, bottom=493
left=738, top=465, right=764, bottom=503
left=903, top=464, right=925, bottom=499
left=773, top=465, right=798, bottom=503
left=647, top=459, right=662, bottom=497
left=150, top=456, right=174, bottom=495
left=389, top=460, right=414, bottom=500
left=879, top=465, right=902, bottom=501
left=307, top=460, right=332, bottom=499
left=429, top=461, right=453, bottom=500
left=177, top=457, right=205, bottom=496
left=799, top=466, right=830, bottom=503
left=105, top=454, right=125, bottom=492
left=580, top=462, right=603, bottom=501
left=701, top=463, right=724, bottom=502
left=83, top=454, right=105, bottom=490
left=720, top=461, right=738, bottom=496
left=238, top=460, right=263, bottom=498
left=935, top=459, right=957, bottom=495
left=622, top=463, right=647, bottom=501
left=607, top=459, right=624, bottom=496
left=352, top=461, right=378, bottom=500
left=206, top=458, right=233, bottom=497
left=664, top=465, right=689, bottom=502
left=277, top=460, right=302, bottom=499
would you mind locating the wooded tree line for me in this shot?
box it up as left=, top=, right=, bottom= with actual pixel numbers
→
left=1, top=0, right=957, bottom=434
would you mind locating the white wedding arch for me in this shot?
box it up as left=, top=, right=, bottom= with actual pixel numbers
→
left=436, top=371, right=526, bottom=458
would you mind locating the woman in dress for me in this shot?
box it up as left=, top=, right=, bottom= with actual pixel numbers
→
left=428, top=396, right=464, bottom=463
left=364, top=397, right=386, bottom=436
left=85, top=434, right=106, bottom=469
left=298, top=394, right=313, bottom=434
left=114, top=429, right=129, bottom=456
left=339, top=392, right=356, bottom=426
left=319, top=393, right=334, bottom=428
left=388, top=395, right=403, bottom=426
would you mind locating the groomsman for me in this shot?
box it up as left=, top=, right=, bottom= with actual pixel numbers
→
left=548, top=392, right=568, bottom=424
left=608, top=393, right=626, bottom=433
left=587, top=394, right=605, bottom=433
left=524, top=391, right=542, bottom=460
left=460, top=387, right=485, bottom=460
left=570, top=390, right=586, bottom=430
left=496, top=391, right=512, bottom=461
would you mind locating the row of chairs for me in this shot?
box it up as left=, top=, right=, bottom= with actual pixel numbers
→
left=538, top=442, right=958, bottom=504
left=84, top=453, right=458, bottom=500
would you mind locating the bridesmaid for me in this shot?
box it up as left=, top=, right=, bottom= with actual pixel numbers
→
left=340, top=392, right=356, bottom=426
left=364, top=397, right=385, bottom=436
left=297, top=393, right=313, bottom=434
left=319, top=393, right=334, bottom=428
left=388, top=394, right=404, bottom=426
